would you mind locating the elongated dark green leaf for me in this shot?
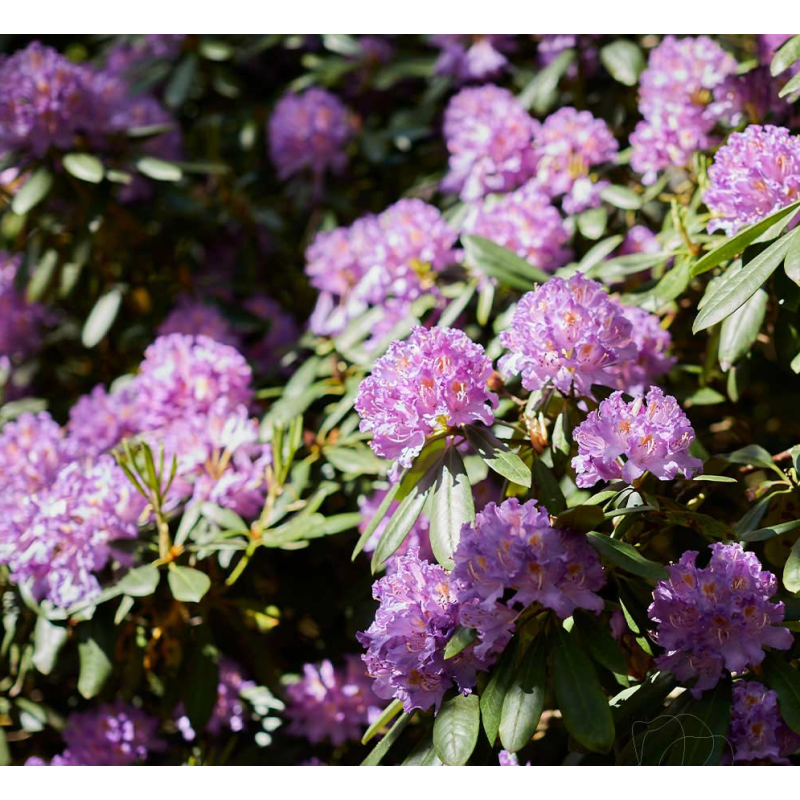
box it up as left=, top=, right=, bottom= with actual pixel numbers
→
left=82, top=287, right=123, bottom=348
left=464, top=425, right=531, bottom=487
left=694, top=232, right=796, bottom=332
left=772, top=35, right=800, bottom=76
left=402, top=732, right=443, bottom=766
left=352, top=480, right=400, bottom=561
left=600, top=40, right=644, bottom=86
left=77, top=619, right=114, bottom=699
left=763, top=653, right=800, bottom=734
left=433, top=693, right=480, bottom=766
left=182, top=625, right=219, bottom=731
left=785, top=537, right=800, bottom=593
left=12, top=168, right=52, bottom=215
left=518, top=49, right=574, bottom=114
left=168, top=566, right=211, bottom=603
left=574, top=611, right=627, bottom=675
left=324, top=443, right=387, bottom=475
left=554, top=504, right=604, bottom=532
left=779, top=69, right=800, bottom=98
left=372, top=461, right=438, bottom=572
left=116, top=564, right=160, bottom=598
left=691, top=201, right=800, bottom=277
left=718, top=288, right=768, bottom=371
left=586, top=532, right=668, bottom=583
left=499, top=636, right=548, bottom=753
left=444, top=625, right=478, bottom=660
left=165, top=54, right=198, bottom=107
left=531, top=459, right=566, bottom=514
left=430, top=448, right=475, bottom=569
left=724, top=444, right=785, bottom=478
left=0, top=727, right=9, bottom=767
left=200, top=502, right=248, bottom=532
left=552, top=626, right=615, bottom=753
left=741, top=519, right=800, bottom=542
left=462, top=235, right=549, bottom=289
left=63, top=153, right=104, bottom=184
left=361, top=698, right=403, bottom=745
left=480, top=638, right=519, bottom=745
left=611, top=671, right=676, bottom=730
left=32, top=616, right=68, bottom=675
left=361, top=712, right=412, bottom=766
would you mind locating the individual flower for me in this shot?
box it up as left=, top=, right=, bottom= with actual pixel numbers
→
left=729, top=681, right=800, bottom=764
left=28, top=701, right=164, bottom=766
left=359, top=486, right=433, bottom=568
left=268, top=88, right=357, bottom=184
left=608, top=304, right=675, bottom=395
left=441, top=85, right=539, bottom=201
left=355, top=326, right=497, bottom=469
left=158, top=297, right=240, bottom=348
left=572, top=386, right=701, bottom=487
left=357, top=549, right=492, bottom=712
left=533, top=107, right=618, bottom=214
left=285, top=656, right=383, bottom=746
left=498, top=274, right=635, bottom=397
left=453, top=498, right=606, bottom=655
left=648, top=543, right=792, bottom=696
left=461, top=180, right=572, bottom=273
left=630, top=36, right=737, bottom=184
left=430, top=35, right=515, bottom=83
left=704, top=125, right=800, bottom=236
left=135, top=334, right=253, bottom=431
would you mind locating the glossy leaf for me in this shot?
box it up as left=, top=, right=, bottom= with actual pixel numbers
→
left=586, top=532, right=668, bottom=583
left=433, top=693, right=480, bottom=766
left=464, top=425, right=532, bottom=487
left=168, top=566, right=211, bottom=603
left=498, top=636, right=548, bottom=752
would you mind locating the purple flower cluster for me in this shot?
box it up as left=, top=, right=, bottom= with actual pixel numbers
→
left=453, top=498, right=606, bottom=656
left=358, top=549, right=492, bottom=712
left=268, top=88, right=357, bottom=183
left=442, top=85, right=539, bottom=201
left=498, top=274, right=635, bottom=397
left=462, top=180, right=572, bottom=273
left=306, top=199, right=457, bottom=338
left=285, top=655, right=383, bottom=745
left=729, top=681, right=799, bottom=764
left=704, top=125, right=800, bottom=236
left=499, top=750, right=531, bottom=766
left=355, top=326, right=497, bottom=470
left=649, top=543, right=792, bottom=696
left=105, top=34, right=185, bottom=77
left=630, top=36, right=737, bottom=184
left=359, top=486, right=433, bottom=569
left=431, top=35, right=515, bottom=83
left=533, top=107, right=618, bottom=214
left=158, top=297, right=240, bottom=348
left=572, top=387, right=701, bottom=487
left=619, top=225, right=661, bottom=256
left=26, top=700, right=163, bottom=766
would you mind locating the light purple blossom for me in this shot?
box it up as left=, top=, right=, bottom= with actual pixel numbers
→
left=431, top=35, right=515, bottom=83
left=357, top=549, right=493, bottom=712
left=704, top=125, right=800, bottom=236
left=442, top=85, right=539, bottom=201
left=461, top=180, right=571, bottom=273
left=572, top=386, right=702, bottom=487
left=453, top=498, right=605, bottom=656
left=533, top=107, right=618, bottom=214
left=730, top=680, right=800, bottom=764
left=65, top=383, right=140, bottom=459
left=619, top=225, right=661, bottom=256
left=268, top=88, right=357, bottom=183
left=498, top=274, right=635, bottom=397
left=0, top=251, right=46, bottom=363
left=355, top=326, right=497, bottom=470
left=105, top=34, right=186, bottom=77
left=285, top=655, right=383, bottom=745
left=158, top=297, right=240, bottom=348
left=649, top=543, right=792, bottom=696
left=499, top=750, right=530, bottom=766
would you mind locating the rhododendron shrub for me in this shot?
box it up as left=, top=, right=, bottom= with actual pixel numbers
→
left=4, top=33, right=800, bottom=768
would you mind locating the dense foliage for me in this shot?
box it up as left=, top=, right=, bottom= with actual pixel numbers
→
left=3, top=33, right=800, bottom=767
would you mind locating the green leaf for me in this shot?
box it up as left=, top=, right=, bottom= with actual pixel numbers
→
left=433, top=693, right=480, bottom=766
left=444, top=625, right=479, bottom=660
left=694, top=232, right=797, bottom=332
left=0, top=727, right=9, bottom=767
left=32, top=616, right=68, bottom=675
left=779, top=69, right=800, bottom=98
left=692, top=474, right=737, bottom=484
left=165, top=54, right=198, bottom=108
left=352, top=480, right=400, bottom=561
left=554, top=504, right=604, bottom=533
left=599, top=184, right=642, bottom=210
left=586, top=532, right=668, bottom=583
left=77, top=619, right=114, bottom=699
left=325, top=442, right=387, bottom=475
left=136, top=156, right=183, bottom=182
left=552, top=626, right=615, bottom=753
left=168, top=566, right=211, bottom=603
left=741, top=519, right=800, bottom=542
left=371, top=462, right=438, bottom=572
left=600, top=40, right=645, bottom=86
left=574, top=611, right=627, bottom=675
left=763, top=653, right=800, bottom=735
left=480, top=638, right=519, bottom=745
left=12, top=168, right=53, bottom=215
left=361, top=698, right=404, bottom=745
left=361, top=712, right=412, bottom=765
left=518, top=49, right=574, bottom=114
left=772, top=35, right=800, bottom=76
left=724, top=444, right=785, bottom=478
left=498, top=635, right=548, bottom=753
left=402, top=732, right=443, bottom=766
left=464, top=425, right=532, bottom=487
left=430, top=447, right=475, bottom=569
left=718, top=288, right=768, bottom=371
left=200, top=502, right=249, bottom=533
left=531, top=459, right=566, bottom=514
left=462, top=235, right=548, bottom=290
left=785, top=537, right=800, bottom=593
left=182, top=625, right=219, bottom=731
left=577, top=206, right=607, bottom=240
left=116, top=565, right=160, bottom=598
left=82, top=287, right=123, bottom=348
left=62, top=153, right=104, bottom=184
left=691, top=201, right=800, bottom=277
